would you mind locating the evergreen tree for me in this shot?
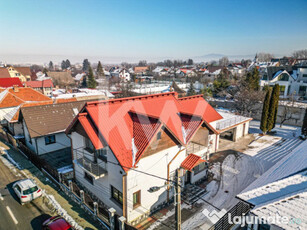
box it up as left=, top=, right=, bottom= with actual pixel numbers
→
left=48, top=61, right=54, bottom=70
left=213, top=69, right=230, bottom=94
left=81, top=76, right=87, bottom=88
left=82, top=59, right=90, bottom=72
left=87, top=66, right=97, bottom=88
left=301, top=108, right=307, bottom=137
left=65, top=59, right=71, bottom=68
left=187, top=82, right=195, bottom=96
left=267, top=84, right=280, bottom=131
left=246, top=67, right=260, bottom=90
left=43, top=68, right=48, bottom=75
left=260, top=88, right=272, bottom=134
left=61, top=60, right=66, bottom=70
left=97, top=61, right=104, bottom=77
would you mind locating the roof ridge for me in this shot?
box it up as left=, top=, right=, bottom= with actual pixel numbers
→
left=178, top=94, right=203, bottom=101
left=86, top=92, right=177, bottom=106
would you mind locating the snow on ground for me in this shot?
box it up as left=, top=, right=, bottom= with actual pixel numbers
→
left=180, top=120, right=304, bottom=230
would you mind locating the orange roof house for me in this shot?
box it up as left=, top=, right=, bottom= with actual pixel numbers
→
left=66, top=92, right=223, bottom=172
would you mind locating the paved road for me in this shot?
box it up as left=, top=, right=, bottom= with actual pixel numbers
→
left=0, top=154, right=51, bottom=230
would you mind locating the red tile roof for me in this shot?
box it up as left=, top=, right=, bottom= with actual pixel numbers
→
left=66, top=92, right=222, bottom=171
left=25, top=79, right=54, bottom=88
left=180, top=153, right=206, bottom=171
left=0, top=68, right=10, bottom=78
left=0, top=78, right=23, bottom=87
left=13, top=67, right=31, bottom=76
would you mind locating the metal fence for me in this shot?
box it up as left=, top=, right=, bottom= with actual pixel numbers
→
left=216, top=116, right=248, bottom=130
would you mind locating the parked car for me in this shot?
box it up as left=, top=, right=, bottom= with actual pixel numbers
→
left=12, top=179, right=42, bottom=204
left=42, top=216, right=72, bottom=230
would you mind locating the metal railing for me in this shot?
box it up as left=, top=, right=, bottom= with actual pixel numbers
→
left=187, top=142, right=207, bottom=155
left=216, top=116, right=248, bottom=130
left=74, top=149, right=107, bottom=177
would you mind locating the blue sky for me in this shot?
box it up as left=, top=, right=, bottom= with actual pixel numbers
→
left=1, top=0, right=307, bottom=62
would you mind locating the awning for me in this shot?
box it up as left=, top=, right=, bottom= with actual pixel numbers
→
left=181, top=153, right=206, bottom=171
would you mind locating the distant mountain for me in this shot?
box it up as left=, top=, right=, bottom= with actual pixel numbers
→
left=194, top=53, right=255, bottom=62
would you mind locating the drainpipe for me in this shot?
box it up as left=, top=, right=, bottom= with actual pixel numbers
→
left=67, top=135, right=75, bottom=179
left=167, top=148, right=186, bottom=201
left=122, top=172, right=127, bottom=219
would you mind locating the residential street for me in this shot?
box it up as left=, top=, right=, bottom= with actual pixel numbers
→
left=0, top=153, right=52, bottom=230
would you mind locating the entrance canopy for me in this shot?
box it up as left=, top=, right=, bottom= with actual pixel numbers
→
left=181, top=153, right=206, bottom=171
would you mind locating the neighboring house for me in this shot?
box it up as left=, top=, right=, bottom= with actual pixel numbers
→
left=7, top=66, right=32, bottom=82
left=47, top=71, right=75, bottom=87
left=25, top=79, right=54, bottom=96
left=119, top=69, right=131, bottom=82
left=227, top=63, right=245, bottom=76
left=235, top=141, right=307, bottom=230
left=0, top=87, right=52, bottom=121
left=65, top=92, right=251, bottom=224
left=134, top=66, right=149, bottom=75
left=153, top=67, right=170, bottom=76
left=20, top=101, right=89, bottom=155
left=74, top=73, right=86, bottom=85
left=260, top=65, right=307, bottom=98
left=202, top=66, right=224, bottom=82
left=176, top=68, right=197, bottom=78
left=0, top=78, right=23, bottom=88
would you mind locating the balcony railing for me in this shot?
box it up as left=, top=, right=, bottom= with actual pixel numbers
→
left=74, top=149, right=107, bottom=178
left=187, top=142, right=207, bottom=155
left=216, top=116, right=248, bottom=130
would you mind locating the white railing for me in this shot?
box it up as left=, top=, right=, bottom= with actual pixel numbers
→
left=216, top=116, right=248, bottom=130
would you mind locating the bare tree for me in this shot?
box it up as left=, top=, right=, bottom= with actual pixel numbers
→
left=279, top=93, right=297, bottom=127
left=292, top=49, right=307, bottom=59
left=257, top=53, right=274, bottom=62
left=234, top=87, right=265, bottom=116
left=219, top=56, right=229, bottom=66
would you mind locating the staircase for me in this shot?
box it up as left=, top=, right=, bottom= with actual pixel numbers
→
left=182, top=184, right=208, bottom=205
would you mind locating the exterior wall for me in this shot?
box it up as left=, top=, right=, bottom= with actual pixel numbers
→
left=7, top=68, right=30, bottom=82
left=190, top=169, right=207, bottom=184
left=35, top=132, right=70, bottom=155
left=126, top=144, right=185, bottom=224
left=23, top=119, right=36, bottom=153
left=8, top=122, right=23, bottom=136
left=233, top=121, right=250, bottom=141
left=71, top=132, right=124, bottom=216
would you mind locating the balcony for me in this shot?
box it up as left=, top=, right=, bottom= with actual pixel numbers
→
left=215, top=115, right=248, bottom=131
left=74, top=149, right=107, bottom=178
left=187, top=142, right=208, bottom=156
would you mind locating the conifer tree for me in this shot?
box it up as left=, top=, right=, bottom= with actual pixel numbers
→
left=267, top=84, right=280, bottom=131
left=87, top=66, right=97, bottom=88
left=302, top=108, right=307, bottom=137
left=49, top=61, right=54, bottom=70
left=187, top=82, right=195, bottom=96
left=81, top=76, right=87, bottom=88
left=97, top=61, right=104, bottom=78
left=260, top=88, right=272, bottom=134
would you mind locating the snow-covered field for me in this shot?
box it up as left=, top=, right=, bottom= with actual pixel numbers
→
left=172, top=121, right=303, bottom=230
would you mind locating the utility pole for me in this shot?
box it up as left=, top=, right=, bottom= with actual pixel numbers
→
left=175, top=168, right=181, bottom=230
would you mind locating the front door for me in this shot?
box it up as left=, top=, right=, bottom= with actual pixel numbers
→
left=185, top=171, right=192, bottom=184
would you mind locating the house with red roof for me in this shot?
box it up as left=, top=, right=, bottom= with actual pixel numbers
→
left=65, top=92, right=228, bottom=223
left=25, top=79, right=54, bottom=96
left=0, top=78, right=23, bottom=88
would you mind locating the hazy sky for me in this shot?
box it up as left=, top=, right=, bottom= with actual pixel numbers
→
left=1, top=0, right=307, bottom=62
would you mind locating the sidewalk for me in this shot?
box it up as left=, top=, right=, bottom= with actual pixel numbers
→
left=0, top=138, right=102, bottom=230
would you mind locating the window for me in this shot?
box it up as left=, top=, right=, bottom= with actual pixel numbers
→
left=303, top=74, right=307, bottom=78
left=85, top=138, right=94, bottom=153
left=14, top=185, right=21, bottom=193
left=277, top=73, right=289, bottom=81
left=45, top=135, right=56, bottom=145
left=133, top=190, right=141, bottom=208
left=84, top=172, right=94, bottom=184
left=15, top=73, right=20, bottom=76
left=97, top=148, right=107, bottom=162
left=279, top=85, right=286, bottom=94
left=193, top=162, right=207, bottom=175
left=111, top=186, right=123, bottom=205
left=157, top=131, right=162, bottom=140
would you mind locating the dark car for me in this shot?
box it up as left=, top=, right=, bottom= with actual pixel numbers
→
left=42, top=216, right=72, bottom=230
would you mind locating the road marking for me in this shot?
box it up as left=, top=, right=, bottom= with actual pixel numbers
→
left=6, top=206, right=18, bottom=225
left=0, top=193, right=3, bottom=200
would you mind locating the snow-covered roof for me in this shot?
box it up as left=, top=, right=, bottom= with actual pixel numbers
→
left=3, top=105, right=20, bottom=122
left=74, top=73, right=86, bottom=81
left=237, top=141, right=307, bottom=230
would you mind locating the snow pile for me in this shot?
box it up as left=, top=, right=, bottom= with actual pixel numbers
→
left=43, top=191, right=84, bottom=230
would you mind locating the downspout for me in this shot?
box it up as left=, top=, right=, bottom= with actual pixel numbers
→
left=67, top=134, right=76, bottom=179
left=122, top=172, right=127, bottom=219
left=167, top=148, right=186, bottom=201
left=35, top=138, right=39, bottom=155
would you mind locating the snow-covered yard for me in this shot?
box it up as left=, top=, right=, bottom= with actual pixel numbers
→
left=154, top=121, right=304, bottom=230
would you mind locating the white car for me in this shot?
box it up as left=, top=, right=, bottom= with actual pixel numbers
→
left=12, top=179, right=42, bottom=204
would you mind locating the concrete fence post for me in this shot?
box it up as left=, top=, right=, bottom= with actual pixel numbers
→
left=118, top=216, right=126, bottom=230
left=93, top=202, right=98, bottom=216
left=80, top=190, right=85, bottom=203
left=108, top=208, right=116, bottom=230
left=68, top=180, right=73, bottom=191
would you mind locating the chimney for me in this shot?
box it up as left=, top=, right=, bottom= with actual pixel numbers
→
left=13, top=85, right=19, bottom=92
